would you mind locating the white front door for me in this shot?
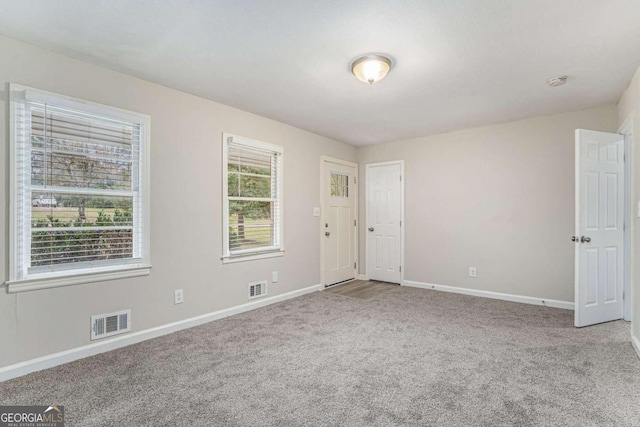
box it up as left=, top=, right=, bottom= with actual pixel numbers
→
left=575, top=129, right=625, bottom=327
left=322, top=159, right=357, bottom=286
left=366, top=162, right=403, bottom=284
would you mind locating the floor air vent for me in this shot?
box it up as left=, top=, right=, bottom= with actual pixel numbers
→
left=91, top=309, right=131, bottom=340
left=249, top=281, right=267, bottom=299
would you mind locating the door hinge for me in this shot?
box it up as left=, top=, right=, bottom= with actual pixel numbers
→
left=400, top=220, right=402, bottom=227
left=400, top=175, right=402, bottom=182
left=354, top=219, right=357, bottom=226
left=399, top=266, right=402, bottom=272
left=354, top=262, right=357, bottom=269
left=354, top=177, right=357, bottom=184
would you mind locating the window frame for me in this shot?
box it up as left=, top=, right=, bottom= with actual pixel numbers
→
left=330, top=171, right=350, bottom=198
left=6, top=83, right=151, bottom=293
left=222, top=133, right=284, bottom=263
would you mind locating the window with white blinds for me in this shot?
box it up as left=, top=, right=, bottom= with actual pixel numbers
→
left=222, top=134, right=283, bottom=261
left=8, top=84, right=150, bottom=291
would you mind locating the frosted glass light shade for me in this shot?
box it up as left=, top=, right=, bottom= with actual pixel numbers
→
left=351, top=55, right=391, bottom=85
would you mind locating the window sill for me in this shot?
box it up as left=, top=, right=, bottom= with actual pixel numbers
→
left=221, top=250, right=284, bottom=264
left=4, top=264, right=152, bottom=293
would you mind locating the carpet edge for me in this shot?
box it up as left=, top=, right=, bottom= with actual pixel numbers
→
left=0, top=283, right=322, bottom=382
left=402, top=280, right=574, bottom=310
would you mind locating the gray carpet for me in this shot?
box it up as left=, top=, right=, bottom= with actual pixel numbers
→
left=1, top=286, right=639, bottom=426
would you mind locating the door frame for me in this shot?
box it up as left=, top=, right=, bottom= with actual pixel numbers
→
left=320, top=156, right=358, bottom=287
left=619, top=114, right=634, bottom=322
left=365, top=160, right=405, bottom=285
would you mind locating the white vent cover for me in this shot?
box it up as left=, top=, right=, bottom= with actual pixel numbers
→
left=91, top=309, right=131, bottom=341
left=248, top=280, right=267, bottom=299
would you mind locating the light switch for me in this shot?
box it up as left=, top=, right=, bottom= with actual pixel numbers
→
left=313, top=207, right=321, bottom=217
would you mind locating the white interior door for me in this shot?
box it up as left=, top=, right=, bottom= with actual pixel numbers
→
left=322, top=159, right=357, bottom=286
left=575, top=129, right=625, bottom=327
left=366, top=162, right=403, bottom=284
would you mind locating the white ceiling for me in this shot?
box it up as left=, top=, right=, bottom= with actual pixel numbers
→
left=1, top=1, right=639, bottom=146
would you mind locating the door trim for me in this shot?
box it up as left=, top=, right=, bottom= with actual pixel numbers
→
left=619, top=113, right=634, bottom=322
left=365, top=160, right=405, bottom=284
left=320, top=156, right=358, bottom=287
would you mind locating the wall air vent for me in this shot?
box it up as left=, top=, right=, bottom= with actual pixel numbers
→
left=249, top=281, right=267, bottom=299
left=91, top=309, right=131, bottom=341
left=547, top=75, right=568, bottom=87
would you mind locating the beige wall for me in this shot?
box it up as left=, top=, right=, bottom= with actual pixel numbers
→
left=358, top=105, right=618, bottom=303
left=0, top=32, right=634, bottom=370
left=618, top=63, right=640, bottom=342
left=0, top=35, right=356, bottom=367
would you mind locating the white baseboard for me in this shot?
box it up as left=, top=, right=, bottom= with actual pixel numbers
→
left=632, top=332, right=640, bottom=360
left=357, top=274, right=368, bottom=280
left=402, top=280, right=574, bottom=310
left=0, top=284, right=322, bottom=383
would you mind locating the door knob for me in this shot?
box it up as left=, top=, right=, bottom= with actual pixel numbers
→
left=325, top=232, right=331, bottom=237
left=580, top=236, right=591, bottom=243
left=368, top=227, right=374, bottom=232
left=571, top=236, right=578, bottom=242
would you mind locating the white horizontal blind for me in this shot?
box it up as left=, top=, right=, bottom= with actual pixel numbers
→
left=226, top=139, right=282, bottom=255
left=13, top=94, right=146, bottom=278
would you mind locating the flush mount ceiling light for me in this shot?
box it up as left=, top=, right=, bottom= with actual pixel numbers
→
left=351, top=55, right=392, bottom=85
left=547, top=75, right=568, bottom=87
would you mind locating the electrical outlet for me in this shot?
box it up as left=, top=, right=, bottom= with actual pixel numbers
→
left=469, top=267, right=477, bottom=278
left=174, top=289, right=184, bottom=304
left=272, top=271, right=278, bottom=283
